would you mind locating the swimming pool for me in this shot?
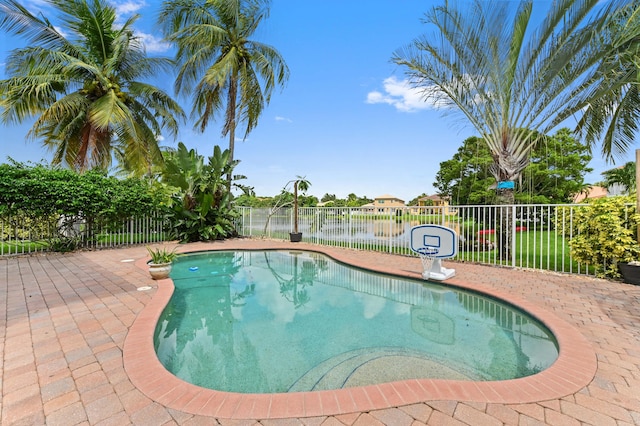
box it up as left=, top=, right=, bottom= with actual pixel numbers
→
left=153, top=250, right=558, bottom=394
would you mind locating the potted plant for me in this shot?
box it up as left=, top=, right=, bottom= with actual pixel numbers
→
left=290, top=176, right=311, bottom=242
left=147, top=246, right=178, bottom=279
left=618, top=260, right=640, bottom=285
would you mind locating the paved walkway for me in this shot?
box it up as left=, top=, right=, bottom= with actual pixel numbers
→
left=1, top=238, right=639, bottom=425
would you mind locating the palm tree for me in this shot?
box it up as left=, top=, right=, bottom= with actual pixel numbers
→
left=291, top=176, right=310, bottom=236
left=392, top=0, right=628, bottom=258
left=0, top=0, right=185, bottom=176
left=575, top=4, right=640, bottom=162
left=158, top=0, right=289, bottom=169
left=602, top=162, right=637, bottom=195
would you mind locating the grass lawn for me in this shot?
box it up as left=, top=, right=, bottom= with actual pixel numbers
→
left=457, top=230, right=592, bottom=274
left=0, top=240, right=48, bottom=255
left=1, top=231, right=169, bottom=255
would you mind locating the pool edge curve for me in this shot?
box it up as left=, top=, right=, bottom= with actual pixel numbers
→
left=124, top=242, right=597, bottom=420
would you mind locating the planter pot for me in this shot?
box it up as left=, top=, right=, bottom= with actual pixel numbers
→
left=618, top=262, right=640, bottom=285
left=289, top=232, right=302, bottom=243
left=148, top=262, right=172, bottom=280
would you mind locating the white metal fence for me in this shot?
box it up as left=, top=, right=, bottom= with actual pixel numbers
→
left=235, top=204, right=627, bottom=275
left=0, top=211, right=169, bottom=256
left=2, top=203, right=632, bottom=277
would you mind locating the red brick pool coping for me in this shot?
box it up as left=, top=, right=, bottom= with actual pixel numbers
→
left=124, top=242, right=597, bottom=420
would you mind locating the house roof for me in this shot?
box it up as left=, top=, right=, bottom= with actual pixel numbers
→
left=419, top=195, right=443, bottom=201
left=374, top=194, right=405, bottom=202
left=573, top=186, right=608, bottom=203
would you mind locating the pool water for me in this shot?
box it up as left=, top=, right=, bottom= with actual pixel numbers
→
left=153, top=250, right=558, bottom=393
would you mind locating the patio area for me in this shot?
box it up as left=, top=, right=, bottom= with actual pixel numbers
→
left=1, top=238, right=639, bottom=425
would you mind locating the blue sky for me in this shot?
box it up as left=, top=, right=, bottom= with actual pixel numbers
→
left=0, top=0, right=636, bottom=202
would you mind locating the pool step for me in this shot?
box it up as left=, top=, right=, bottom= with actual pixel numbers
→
left=288, top=347, right=473, bottom=392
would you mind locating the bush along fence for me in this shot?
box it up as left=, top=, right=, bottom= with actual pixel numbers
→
left=236, top=198, right=639, bottom=279
left=3, top=198, right=637, bottom=281
left=0, top=210, right=170, bottom=256
left=0, top=163, right=173, bottom=255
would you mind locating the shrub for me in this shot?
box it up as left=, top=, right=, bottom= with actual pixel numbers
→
left=0, top=161, right=168, bottom=251
left=161, top=143, right=244, bottom=242
left=564, top=196, right=640, bottom=279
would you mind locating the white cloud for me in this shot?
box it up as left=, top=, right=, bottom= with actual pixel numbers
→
left=366, top=76, right=445, bottom=112
left=109, top=1, right=170, bottom=53
left=112, top=0, right=146, bottom=15
left=275, top=116, right=292, bottom=123
left=135, top=31, right=170, bottom=53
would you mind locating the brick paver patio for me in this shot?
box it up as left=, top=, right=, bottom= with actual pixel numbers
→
left=1, top=238, right=639, bottom=425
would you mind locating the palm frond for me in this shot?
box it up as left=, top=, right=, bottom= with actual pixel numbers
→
left=393, top=0, right=636, bottom=181
left=1, top=0, right=184, bottom=174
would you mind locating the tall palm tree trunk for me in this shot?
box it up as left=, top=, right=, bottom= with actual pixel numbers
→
left=293, top=181, right=299, bottom=234
left=496, top=186, right=514, bottom=261
left=225, top=76, right=238, bottom=203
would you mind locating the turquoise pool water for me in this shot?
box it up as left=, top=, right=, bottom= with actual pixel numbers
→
left=154, top=250, right=559, bottom=393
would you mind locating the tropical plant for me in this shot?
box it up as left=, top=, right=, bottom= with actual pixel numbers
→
left=0, top=0, right=185, bottom=176
left=393, top=0, right=626, bottom=257
left=575, top=4, right=640, bottom=161
left=160, top=142, right=248, bottom=242
left=260, top=176, right=311, bottom=236
left=557, top=196, right=640, bottom=279
left=291, top=176, right=311, bottom=235
left=158, top=0, right=289, bottom=171
left=601, top=162, right=637, bottom=195
left=146, top=246, right=178, bottom=264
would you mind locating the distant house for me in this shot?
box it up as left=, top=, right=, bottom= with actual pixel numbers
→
left=607, top=183, right=628, bottom=197
left=411, top=194, right=454, bottom=215
left=418, top=194, right=448, bottom=208
left=360, top=202, right=376, bottom=212
left=573, top=183, right=629, bottom=203
left=574, top=162, right=634, bottom=203
left=372, top=194, right=405, bottom=213
left=573, top=186, right=608, bottom=203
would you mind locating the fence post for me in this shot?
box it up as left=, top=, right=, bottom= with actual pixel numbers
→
left=636, top=149, right=640, bottom=243
left=348, top=208, right=352, bottom=250
left=511, top=204, right=517, bottom=268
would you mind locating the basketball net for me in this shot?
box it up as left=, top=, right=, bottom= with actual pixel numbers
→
left=417, top=247, right=439, bottom=277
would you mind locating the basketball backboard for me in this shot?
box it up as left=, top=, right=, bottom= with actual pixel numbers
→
left=410, top=224, right=458, bottom=259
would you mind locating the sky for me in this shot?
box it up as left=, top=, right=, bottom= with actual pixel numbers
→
left=0, top=0, right=637, bottom=202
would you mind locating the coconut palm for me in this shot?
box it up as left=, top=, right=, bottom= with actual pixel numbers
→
left=158, top=0, right=289, bottom=169
left=602, top=162, right=637, bottom=195
left=0, top=0, right=185, bottom=175
left=392, top=0, right=629, bottom=259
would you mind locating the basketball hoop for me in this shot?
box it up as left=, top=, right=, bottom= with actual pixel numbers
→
left=410, top=225, right=457, bottom=281
left=417, top=247, right=439, bottom=277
